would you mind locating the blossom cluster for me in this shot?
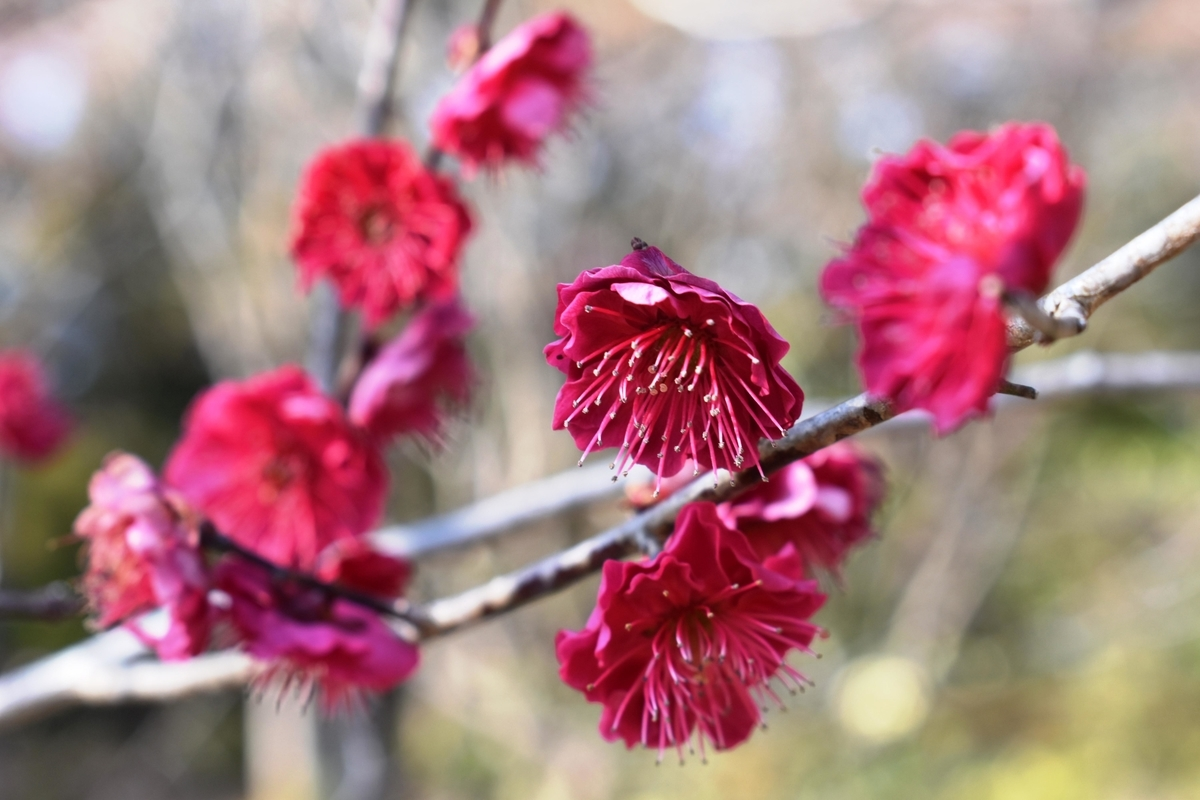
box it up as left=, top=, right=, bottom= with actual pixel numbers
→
left=70, top=8, right=597, bottom=705
left=548, top=124, right=1085, bottom=756
left=62, top=0, right=1093, bottom=763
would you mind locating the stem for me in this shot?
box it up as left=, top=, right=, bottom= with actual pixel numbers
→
left=198, top=523, right=414, bottom=627
left=422, top=0, right=507, bottom=166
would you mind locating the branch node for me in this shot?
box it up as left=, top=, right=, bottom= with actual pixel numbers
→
left=1004, top=289, right=1087, bottom=344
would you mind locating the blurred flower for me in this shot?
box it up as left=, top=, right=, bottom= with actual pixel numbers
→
left=446, top=23, right=482, bottom=73
left=75, top=452, right=212, bottom=660
left=348, top=297, right=474, bottom=446
left=164, top=366, right=387, bottom=569
left=290, top=138, right=473, bottom=329
left=430, top=11, right=591, bottom=173
left=716, top=442, right=885, bottom=576
left=314, top=537, right=412, bottom=600
left=0, top=349, right=71, bottom=464
left=214, top=558, right=418, bottom=709
left=545, top=243, right=804, bottom=491
left=556, top=502, right=824, bottom=761
left=821, top=122, right=1085, bottom=433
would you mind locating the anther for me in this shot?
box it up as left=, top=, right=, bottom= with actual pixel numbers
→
left=584, top=305, right=593, bottom=312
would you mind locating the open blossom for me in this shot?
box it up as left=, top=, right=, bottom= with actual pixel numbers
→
left=214, top=556, right=418, bottom=709
left=290, top=138, right=473, bottom=328
left=74, top=453, right=211, bottom=660
left=821, top=122, right=1086, bottom=433
left=545, top=243, right=804, bottom=491
left=716, top=443, right=885, bottom=576
left=430, top=11, right=591, bottom=172
left=556, top=502, right=825, bottom=760
left=0, top=349, right=71, bottom=463
left=164, top=366, right=387, bottom=570
left=348, top=298, right=474, bottom=446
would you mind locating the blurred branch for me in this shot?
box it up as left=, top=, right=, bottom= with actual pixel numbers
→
left=0, top=583, right=83, bottom=621
left=476, top=0, right=505, bottom=52
left=1007, top=193, right=1200, bottom=349
left=308, top=0, right=416, bottom=395
left=0, top=629, right=252, bottom=732
left=200, top=523, right=415, bottom=624
left=425, top=0, right=506, bottom=168
left=355, top=0, right=413, bottom=138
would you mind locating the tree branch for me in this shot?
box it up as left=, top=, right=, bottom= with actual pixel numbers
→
left=0, top=583, right=84, bottom=621
left=425, top=0, right=507, bottom=169
left=308, top=0, right=416, bottom=395
left=409, top=196, right=1200, bottom=638
left=199, top=523, right=415, bottom=623
left=1006, top=193, right=1200, bottom=349
left=0, top=629, right=253, bottom=731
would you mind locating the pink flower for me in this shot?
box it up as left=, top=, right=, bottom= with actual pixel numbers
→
left=290, top=138, right=473, bottom=328
left=430, top=11, right=591, bottom=173
left=214, top=557, right=419, bottom=709
left=74, top=453, right=212, bottom=660
left=556, top=502, right=825, bottom=760
left=348, top=298, right=474, bottom=446
left=0, top=349, right=70, bottom=464
left=716, top=443, right=884, bottom=576
left=545, top=244, right=804, bottom=491
left=821, top=122, right=1086, bottom=433
left=164, top=366, right=387, bottom=570
left=314, top=537, right=412, bottom=600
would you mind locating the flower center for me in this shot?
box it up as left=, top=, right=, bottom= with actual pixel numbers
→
left=602, top=584, right=817, bottom=763
left=563, top=313, right=786, bottom=492
left=359, top=206, right=397, bottom=246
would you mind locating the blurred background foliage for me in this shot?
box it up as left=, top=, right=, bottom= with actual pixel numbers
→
left=0, top=0, right=1199, bottom=797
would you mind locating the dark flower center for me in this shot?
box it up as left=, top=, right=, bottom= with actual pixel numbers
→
left=564, top=311, right=784, bottom=491
left=359, top=206, right=398, bottom=246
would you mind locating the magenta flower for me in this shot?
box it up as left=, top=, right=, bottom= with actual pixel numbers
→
left=545, top=244, right=804, bottom=491
left=290, top=138, right=473, bottom=328
left=556, top=502, right=825, bottom=760
left=0, top=349, right=70, bottom=464
left=430, top=11, right=591, bottom=173
left=821, top=122, right=1086, bottom=433
left=716, top=442, right=884, bottom=576
left=348, top=298, right=474, bottom=446
left=164, top=366, right=387, bottom=570
left=75, top=453, right=212, bottom=660
left=214, top=557, right=418, bottom=709
left=313, top=537, right=412, bottom=601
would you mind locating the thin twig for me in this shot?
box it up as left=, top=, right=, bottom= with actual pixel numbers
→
left=309, top=0, right=416, bottom=395
left=0, top=583, right=84, bottom=621
left=996, top=379, right=1038, bottom=400
left=355, top=0, right=414, bottom=138
left=1003, top=288, right=1084, bottom=343
left=199, top=523, right=414, bottom=624
left=1006, top=193, right=1200, bottom=349
left=423, top=0, right=507, bottom=168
